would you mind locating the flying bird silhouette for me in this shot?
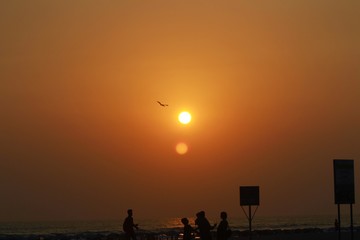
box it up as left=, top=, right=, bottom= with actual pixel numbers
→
left=157, top=101, right=168, bottom=107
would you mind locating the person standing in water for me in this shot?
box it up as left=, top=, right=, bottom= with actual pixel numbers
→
left=217, top=212, right=231, bottom=240
left=195, top=211, right=217, bottom=240
left=123, top=209, right=139, bottom=240
left=181, top=218, right=195, bottom=240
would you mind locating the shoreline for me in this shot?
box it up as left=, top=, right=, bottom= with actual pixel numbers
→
left=1, top=227, right=359, bottom=240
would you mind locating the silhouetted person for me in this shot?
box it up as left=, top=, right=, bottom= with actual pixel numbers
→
left=123, top=209, right=139, bottom=240
left=195, top=211, right=217, bottom=240
left=217, top=212, right=231, bottom=240
left=181, top=218, right=194, bottom=240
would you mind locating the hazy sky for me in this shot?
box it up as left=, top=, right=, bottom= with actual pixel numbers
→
left=1, top=0, right=360, bottom=222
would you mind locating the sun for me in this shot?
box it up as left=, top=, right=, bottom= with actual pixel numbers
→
left=178, top=111, right=191, bottom=124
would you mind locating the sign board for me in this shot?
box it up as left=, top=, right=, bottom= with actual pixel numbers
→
left=240, top=186, right=260, bottom=206
left=334, top=159, right=355, bottom=204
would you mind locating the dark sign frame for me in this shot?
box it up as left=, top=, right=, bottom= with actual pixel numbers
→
left=240, top=186, right=260, bottom=206
left=334, top=159, right=355, bottom=204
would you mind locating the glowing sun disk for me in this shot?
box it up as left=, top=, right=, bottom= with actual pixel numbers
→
left=178, top=112, right=191, bottom=124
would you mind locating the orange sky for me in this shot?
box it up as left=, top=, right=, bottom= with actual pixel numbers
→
left=1, top=0, right=360, bottom=221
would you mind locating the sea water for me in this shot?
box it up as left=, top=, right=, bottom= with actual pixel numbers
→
left=0, top=215, right=359, bottom=238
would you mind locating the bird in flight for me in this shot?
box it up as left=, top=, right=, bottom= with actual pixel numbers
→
left=157, top=101, right=168, bottom=107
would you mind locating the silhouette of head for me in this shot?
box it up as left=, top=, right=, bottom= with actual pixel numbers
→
left=199, top=211, right=205, bottom=218
left=220, top=211, right=227, bottom=220
left=181, top=218, right=189, bottom=225
left=127, top=209, right=133, bottom=216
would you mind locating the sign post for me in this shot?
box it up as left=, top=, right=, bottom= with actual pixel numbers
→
left=240, top=186, right=260, bottom=240
left=333, top=159, right=355, bottom=240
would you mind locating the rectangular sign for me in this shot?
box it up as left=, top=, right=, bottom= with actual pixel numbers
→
left=240, top=186, right=260, bottom=206
left=334, top=159, right=355, bottom=204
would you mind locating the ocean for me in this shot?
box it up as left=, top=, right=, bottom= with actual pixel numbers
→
left=1, top=215, right=359, bottom=239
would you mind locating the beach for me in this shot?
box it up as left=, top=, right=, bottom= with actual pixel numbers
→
left=1, top=228, right=359, bottom=240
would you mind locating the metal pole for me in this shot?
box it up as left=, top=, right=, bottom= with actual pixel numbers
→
left=337, top=204, right=341, bottom=240
left=350, top=204, right=353, bottom=240
left=249, top=205, right=252, bottom=240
